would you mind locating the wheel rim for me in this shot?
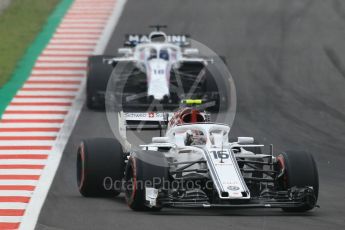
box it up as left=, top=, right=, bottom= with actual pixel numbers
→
left=124, top=158, right=137, bottom=204
left=276, top=155, right=288, bottom=190
left=77, top=144, right=85, bottom=190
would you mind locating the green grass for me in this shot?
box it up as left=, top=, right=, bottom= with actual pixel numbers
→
left=0, top=0, right=60, bottom=87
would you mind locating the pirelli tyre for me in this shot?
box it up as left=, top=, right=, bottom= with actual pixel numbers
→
left=86, top=55, right=114, bottom=110
left=124, top=151, right=169, bottom=211
left=77, top=138, right=124, bottom=197
left=276, top=151, right=319, bottom=212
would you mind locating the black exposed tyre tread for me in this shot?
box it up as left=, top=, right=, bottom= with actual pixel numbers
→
left=77, top=138, right=124, bottom=197
left=279, top=151, right=319, bottom=212
left=86, top=55, right=113, bottom=110
left=124, top=151, right=169, bottom=211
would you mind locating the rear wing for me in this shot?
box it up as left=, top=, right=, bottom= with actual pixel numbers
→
left=124, top=34, right=190, bottom=47
left=118, top=110, right=210, bottom=130
left=117, top=111, right=172, bottom=151
left=117, top=110, right=210, bottom=152
left=118, top=112, right=174, bottom=131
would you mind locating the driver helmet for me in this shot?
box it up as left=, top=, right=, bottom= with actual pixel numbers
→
left=180, top=108, right=205, bottom=123
left=159, top=49, right=169, bottom=61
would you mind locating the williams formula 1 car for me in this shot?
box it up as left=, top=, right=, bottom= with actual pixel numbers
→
left=87, top=26, right=223, bottom=111
left=76, top=100, right=319, bottom=211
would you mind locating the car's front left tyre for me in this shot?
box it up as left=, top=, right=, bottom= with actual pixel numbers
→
left=77, top=138, right=125, bottom=197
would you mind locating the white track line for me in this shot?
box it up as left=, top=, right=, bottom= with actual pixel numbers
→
left=0, top=123, right=62, bottom=128
left=48, top=40, right=97, bottom=45
left=0, top=191, right=34, bottom=196
left=0, top=159, right=47, bottom=164
left=0, top=141, right=54, bottom=146
left=31, top=70, right=86, bottom=75
left=46, top=44, right=95, bottom=48
left=0, top=150, right=50, bottom=155
left=0, top=169, right=42, bottom=175
left=0, top=132, right=57, bottom=137
left=2, top=114, right=65, bottom=119
left=27, top=77, right=82, bottom=81
left=16, top=91, right=78, bottom=96
left=0, top=181, right=38, bottom=187
left=6, top=105, right=70, bottom=110
left=23, top=84, right=79, bottom=89
left=53, top=34, right=100, bottom=39
left=6, top=106, right=70, bottom=111
left=3, top=113, right=65, bottom=118
left=34, top=62, right=87, bottom=67
left=0, top=203, right=27, bottom=209
left=62, top=19, right=107, bottom=24
left=12, top=98, right=73, bottom=103
left=0, top=216, right=23, bottom=222
left=56, top=28, right=103, bottom=33
left=37, top=55, right=89, bottom=61
left=93, top=3, right=125, bottom=54
left=42, top=50, right=92, bottom=55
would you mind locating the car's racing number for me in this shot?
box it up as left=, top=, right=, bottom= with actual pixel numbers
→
left=211, top=150, right=230, bottom=159
left=153, top=69, right=165, bottom=75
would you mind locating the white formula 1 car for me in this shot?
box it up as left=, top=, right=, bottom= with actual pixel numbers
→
left=86, top=26, right=222, bottom=111
left=76, top=100, right=319, bottom=211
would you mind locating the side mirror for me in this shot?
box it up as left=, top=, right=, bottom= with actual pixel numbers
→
left=152, top=137, right=169, bottom=143
left=184, top=48, right=199, bottom=55
left=118, top=48, right=133, bottom=55
left=237, top=137, right=254, bottom=144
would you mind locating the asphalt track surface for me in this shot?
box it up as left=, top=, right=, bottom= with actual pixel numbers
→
left=37, top=0, right=345, bottom=229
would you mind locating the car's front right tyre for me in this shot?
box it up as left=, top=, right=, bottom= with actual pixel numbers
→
left=276, top=150, right=319, bottom=212
left=124, top=151, right=169, bottom=211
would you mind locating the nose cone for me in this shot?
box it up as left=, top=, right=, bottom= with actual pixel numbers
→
left=146, top=59, right=171, bottom=100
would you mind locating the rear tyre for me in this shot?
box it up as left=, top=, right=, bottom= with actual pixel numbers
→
left=77, top=138, right=125, bottom=197
left=277, top=151, right=319, bottom=212
left=124, top=151, right=169, bottom=211
left=86, top=55, right=114, bottom=110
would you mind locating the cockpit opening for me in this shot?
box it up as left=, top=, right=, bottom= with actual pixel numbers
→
left=159, top=49, right=169, bottom=61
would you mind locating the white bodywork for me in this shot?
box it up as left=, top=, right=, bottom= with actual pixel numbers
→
left=165, top=123, right=250, bottom=199
left=106, top=31, right=210, bottom=100
left=119, top=111, right=271, bottom=200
